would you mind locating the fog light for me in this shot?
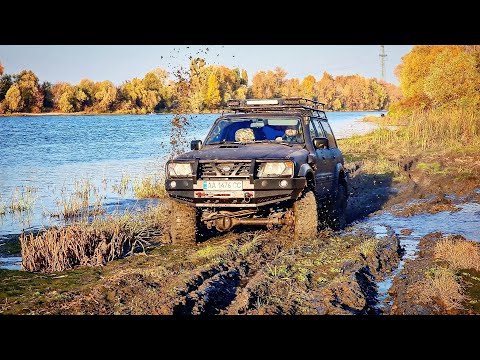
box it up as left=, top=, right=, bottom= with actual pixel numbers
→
left=261, top=180, right=268, bottom=187
left=170, top=181, right=177, bottom=188
left=279, top=180, right=288, bottom=188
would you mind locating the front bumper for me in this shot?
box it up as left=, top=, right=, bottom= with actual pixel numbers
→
left=166, top=178, right=306, bottom=208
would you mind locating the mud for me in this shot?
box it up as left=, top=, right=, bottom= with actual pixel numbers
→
left=1, top=148, right=479, bottom=314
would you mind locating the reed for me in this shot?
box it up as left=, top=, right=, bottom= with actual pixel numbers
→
left=20, top=203, right=170, bottom=273
left=8, top=186, right=37, bottom=213
left=369, top=108, right=480, bottom=150
left=112, top=173, right=131, bottom=195
left=133, top=175, right=166, bottom=199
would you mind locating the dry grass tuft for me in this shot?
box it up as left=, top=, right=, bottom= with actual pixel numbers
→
left=411, top=266, right=466, bottom=311
left=358, top=238, right=380, bottom=258
left=434, top=237, right=480, bottom=271
left=133, top=176, right=166, bottom=199
left=20, top=204, right=170, bottom=273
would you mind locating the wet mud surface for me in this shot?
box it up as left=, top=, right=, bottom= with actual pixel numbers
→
left=1, top=155, right=479, bottom=315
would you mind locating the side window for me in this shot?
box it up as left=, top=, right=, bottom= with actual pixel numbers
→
left=320, top=121, right=337, bottom=148
left=308, top=119, right=318, bottom=139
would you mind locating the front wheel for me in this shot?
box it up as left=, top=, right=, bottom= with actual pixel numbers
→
left=292, top=189, right=318, bottom=241
left=170, top=200, right=197, bottom=245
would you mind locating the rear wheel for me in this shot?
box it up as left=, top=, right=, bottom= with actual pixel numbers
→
left=293, top=189, right=318, bottom=241
left=170, top=200, right=197, bottom=245
left=326, top=180, right=348, bottom=230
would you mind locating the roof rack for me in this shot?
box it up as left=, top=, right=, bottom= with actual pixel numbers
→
left=227, top=98, right=326, bottom=114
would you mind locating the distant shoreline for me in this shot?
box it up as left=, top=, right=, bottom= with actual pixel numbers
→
left=0, top=109, right=387, bottom=117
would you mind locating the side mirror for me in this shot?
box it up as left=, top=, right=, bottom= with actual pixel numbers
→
left=313, top=137, right=329, bottom=149
left=191, top=140, right=203, bottom=150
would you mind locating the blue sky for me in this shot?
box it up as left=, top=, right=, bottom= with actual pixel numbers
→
left=0, top=45, right=412, bottom=85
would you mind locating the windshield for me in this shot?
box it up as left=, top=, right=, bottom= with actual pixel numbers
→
left=204, top=117, right=304, bottom=145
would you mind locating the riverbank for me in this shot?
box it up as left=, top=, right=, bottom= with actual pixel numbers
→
left=0, top=109, right=386, bottom=117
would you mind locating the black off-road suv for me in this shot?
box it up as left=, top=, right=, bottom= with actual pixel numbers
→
left=165, top=98, right=348, bottom=244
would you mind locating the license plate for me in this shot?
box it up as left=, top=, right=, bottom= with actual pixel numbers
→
left=203, top=180, right=243, bottom=191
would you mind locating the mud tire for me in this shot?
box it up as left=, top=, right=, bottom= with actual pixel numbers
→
left=293, top=189, right=318, bottom=241
left=170, top=200, right=197, bottom=245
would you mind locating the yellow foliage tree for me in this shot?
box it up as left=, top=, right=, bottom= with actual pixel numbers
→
left=424, top=49, right=480, bottom=108
left=205, top=72, right=221, bottom=109
left=301, top=75, right=316, bottom=99
left=4, top=83, right=24, bottom=112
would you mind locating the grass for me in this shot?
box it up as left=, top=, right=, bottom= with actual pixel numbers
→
left=434, top=237, right=480, bottom=271
left=341, top=108, right=480, bottom=156
left=416, top=162, right=444, bottom=175
left=133, top=175, right=166, bottom=199
left=20, top=203, right=170, bottom=273
left=8, top=186, right=37, bottom=213
left=412, top=266, right=466, bottom=311
left=112, top=173, right=130, bottom=195
left=50, top=179, right=106, bottom=220
left=358, top=238, right=380, bottom=258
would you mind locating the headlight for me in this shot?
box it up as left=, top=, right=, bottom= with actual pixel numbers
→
left=167, top=162, right=193, bottom=177
left=257, top=161, right=293, bottom=177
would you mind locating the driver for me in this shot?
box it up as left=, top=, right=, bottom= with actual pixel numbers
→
left=282, top=126, right=301, bottom=143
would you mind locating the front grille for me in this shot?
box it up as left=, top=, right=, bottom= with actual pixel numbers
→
left=199, top=161, right=251, bottom=178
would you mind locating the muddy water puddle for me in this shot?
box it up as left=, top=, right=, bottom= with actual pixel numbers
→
left=355, top=201, right=480, bottom=312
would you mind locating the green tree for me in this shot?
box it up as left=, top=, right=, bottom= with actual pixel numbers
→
left=4, top=84, right=24, bottom=112
left=0, top=74, right=13, bottom=101
left=41, top=82, right=54, bottom=110
left=205, top=72, right=221, bottom=109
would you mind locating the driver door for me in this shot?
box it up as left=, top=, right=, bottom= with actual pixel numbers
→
left=309, top=118, right=333, bottom=198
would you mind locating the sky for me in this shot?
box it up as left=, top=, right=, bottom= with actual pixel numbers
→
left=0, top=45, right=412, bottom=85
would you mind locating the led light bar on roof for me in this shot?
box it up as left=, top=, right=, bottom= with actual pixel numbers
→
left=245, top=99, right=279, bottom=105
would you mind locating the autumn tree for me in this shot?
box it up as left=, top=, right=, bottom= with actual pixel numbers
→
left=4, top=84, right=24, bottom=112
left=13, top=70, right=44, bottom=112
left=301, top=75, right=316, bottom=100
left=282, top=78, right=301, bottom=97
left=78, top=79, right=96, bottom=109
left=205, top=72, right=221, bottom=109
left=251, top=67, right=287, bottom=98
left=423, top=49, right=480, bottom=108
left=0, top=62, right=3, bottom=76
left=94, top=80, right=118, bottom=112
left=57, top=85, right=87, bottom=113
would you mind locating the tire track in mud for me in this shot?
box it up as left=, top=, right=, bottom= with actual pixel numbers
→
left=165, top=230, right=294, bottom=315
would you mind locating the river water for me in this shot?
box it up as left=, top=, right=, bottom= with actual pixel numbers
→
left=0, top=111, right=383, bottom=238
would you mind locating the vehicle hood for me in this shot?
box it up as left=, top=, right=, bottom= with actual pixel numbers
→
left=175, top=143, right=308, bottom=161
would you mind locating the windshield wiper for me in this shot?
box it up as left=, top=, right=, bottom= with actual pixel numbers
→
left=207, top=140, right=241, bottom=145
left=254, top=140, right=293, bottom=147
